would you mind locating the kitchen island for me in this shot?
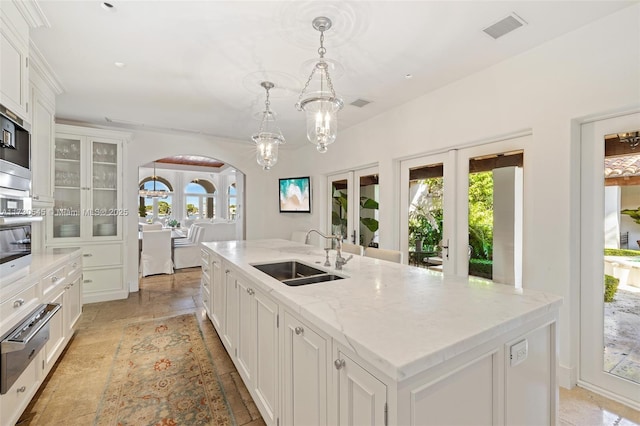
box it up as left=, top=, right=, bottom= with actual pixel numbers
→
left=201, top=239, right=562, bottom=426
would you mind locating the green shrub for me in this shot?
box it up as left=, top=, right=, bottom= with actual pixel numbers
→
left=469, top=259, right=492, bottom=279
left=604, top=248, right=640, bottom=257
left=604, top=274, right=619, bottom=303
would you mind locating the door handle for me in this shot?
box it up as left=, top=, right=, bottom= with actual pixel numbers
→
left=351, top=230, right=356, bottom=244
left=441, top=239, right=449, bottom=259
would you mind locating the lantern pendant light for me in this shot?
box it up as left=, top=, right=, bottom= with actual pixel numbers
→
left=252, top=81, right=285, bottom=170
left=296, top=16, right=343, bottom=153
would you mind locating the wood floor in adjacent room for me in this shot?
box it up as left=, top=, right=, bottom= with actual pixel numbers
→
left=17, top=267, right=640, bottom=426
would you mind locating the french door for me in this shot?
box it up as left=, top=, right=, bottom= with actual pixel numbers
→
left=580, top=112, right=640, bottom=409
left=327, top=166, right=379, bottom=250
left=400, top=135, right=528, bottom=281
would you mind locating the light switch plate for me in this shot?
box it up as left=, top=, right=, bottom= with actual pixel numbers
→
left=510, top=339, right=528, bottom=367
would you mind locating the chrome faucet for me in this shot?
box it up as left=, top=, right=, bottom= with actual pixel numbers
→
left=305, top=229, right=351, bottom=270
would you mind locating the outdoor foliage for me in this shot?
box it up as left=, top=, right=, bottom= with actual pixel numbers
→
left=409, top=178, right=443, bottom=250
left=621, top=207, right=640, bottom=224
left=604, top=248, right=640, bottom=256
left=186, top=203, right=199, bottom=216
left=604, top=274, right=619, bottom=303
left=332, top=189, right=379, bottom=239
left=468, top=172, right=493, bottom=260
left=158, top=201, right=170, bottom=215
left=469, top=259, right=493, bottom=279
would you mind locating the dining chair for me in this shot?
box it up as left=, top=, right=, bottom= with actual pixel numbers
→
left=141, top=230, right=174, bottom=276
left=341, top=242, right=364, bottom=256
left=364, top=247, right=403, bottom=263
left=141, top=223, right=163, bottom=231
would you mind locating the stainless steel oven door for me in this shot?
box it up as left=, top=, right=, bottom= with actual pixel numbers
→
left=0, top=303, right=61, bottom=394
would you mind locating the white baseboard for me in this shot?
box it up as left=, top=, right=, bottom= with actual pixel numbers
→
left=558, top=364, right=577, bottom=389
left=577, top=380, right=640, bottom=411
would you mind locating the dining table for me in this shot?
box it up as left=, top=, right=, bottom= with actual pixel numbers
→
left=138, top=228, right=186, bottom=262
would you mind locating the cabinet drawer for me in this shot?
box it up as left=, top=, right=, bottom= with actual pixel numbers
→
left=0, top=353, right=40, bottom=425
left=82, top=244, right=122, bottom=268
left=201, top=249, right=210, bottom=264
left=66, top=256, right=82, bottom=279
left=82, top=268, right=123, bottom=293
left=0, top=283, right=38, bottom=334
left=41, top=264, right=67, bottom=299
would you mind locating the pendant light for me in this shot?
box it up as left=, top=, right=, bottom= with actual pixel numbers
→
left=252, top=81, right=285, bottom=170
left=139, top=162, right=168, bottom=199
left=296, top=16, right=343, bottom=153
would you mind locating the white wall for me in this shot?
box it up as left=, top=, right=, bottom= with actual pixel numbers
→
left=118, top=5, right=640, bottom=388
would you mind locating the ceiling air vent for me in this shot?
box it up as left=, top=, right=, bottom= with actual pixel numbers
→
left=350, top=99, right=372, bottom=108
left=483, top=13, right=527, bottom=39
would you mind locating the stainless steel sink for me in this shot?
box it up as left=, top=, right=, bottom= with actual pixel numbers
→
left=251, top=261, right=345, bottom=286
left=282, top=274, right=344, bottom=286
left=252, top=261, right=326, bottom=281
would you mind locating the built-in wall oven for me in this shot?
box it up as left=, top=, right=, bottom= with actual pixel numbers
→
left=1, top=303, right=61, bottom=394
left=0, top=103, right=31, bottom=193
left=0, top=222, right=32, bottom=280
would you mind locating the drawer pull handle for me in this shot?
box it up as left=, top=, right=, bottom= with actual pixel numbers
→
left=84, top=279, right=93, bottom=283
left=334, top=359, right=346, bottom=370
left=51, top=276, right=59, bottom=282
left=83, top=253, right=93, bottom=257
left=225, top=269, right=230, bottom=274
left=17, top=386, right=26, bottom=393
left=294, top=326, right=304, bottom=335
left=13, top=299, right=25, bottom=308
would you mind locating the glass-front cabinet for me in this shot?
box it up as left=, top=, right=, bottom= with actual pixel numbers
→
left=50, top=132, right=123, bottom=241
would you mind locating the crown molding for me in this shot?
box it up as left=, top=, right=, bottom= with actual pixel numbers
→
left=13, top=0, right=49, bottom=29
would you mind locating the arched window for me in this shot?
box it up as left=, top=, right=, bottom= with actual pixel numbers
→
left=138, top=177, right=173, bottom=222
left=228, top=183, right=237, bottom=220
left=185, top=180, right=216, bottom=219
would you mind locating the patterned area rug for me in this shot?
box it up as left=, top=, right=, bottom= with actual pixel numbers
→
left=94, top=314, right=235, bottom=426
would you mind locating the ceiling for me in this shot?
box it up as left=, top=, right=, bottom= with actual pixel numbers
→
left=30, top=1, right=635, bottom=148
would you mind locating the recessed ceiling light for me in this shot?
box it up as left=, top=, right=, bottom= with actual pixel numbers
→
left=114, top=62, right=126, bottom=68
left=101, top=2, right=115, bottom=11
left=405, top=74, right=413, bottom=80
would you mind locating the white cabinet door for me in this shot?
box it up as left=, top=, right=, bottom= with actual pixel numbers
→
left=66, top=275, right=82, bottom=334
left=201, top=251, right=212, bottom=317
left=210, top=254, right=224, bottom=331
left=282, top=311, right=329, bottom=426
left=222, top=267, right=238, bottom=354
left=29, top=84, right=55, bottom=204
left=336, top=350, right=387, bottom=426
left=0, top=8, right=29, bottom=120
left=43, top=288, right=65, bottom=376
left=236, top=276, right=254, bottom=384
left=253, top=289, right=278, bottom=425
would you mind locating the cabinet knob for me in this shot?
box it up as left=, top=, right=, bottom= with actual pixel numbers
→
left=51, top=276, right=59, bottom=282
left=13, top=299, right=25, bottom=308
left=334, top=359, right=346, bottom=370
left=72, top=262, right=78, bottom=268
left=17, top=386, right=26, bottom=393
left=33, top=195, right=39, bottom=200
left=225, top=269, right=230, bottom=273
left=294, top=326, right=304, bottom=335
left=247, top=288, right=255, bottom=296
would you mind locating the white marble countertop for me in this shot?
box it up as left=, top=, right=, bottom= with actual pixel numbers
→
left=1, top=247, right=82, bottom=291
left=203, top=239, right=562, bottom=382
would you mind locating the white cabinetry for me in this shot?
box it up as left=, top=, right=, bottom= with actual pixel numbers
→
left=282, top=311, right=329, bottom=426
left=47, top=124, right=130, bottom=303
left=0, top=249, right=83, bottom=425
left=201, top=249, right=212, bottom=317
left=334, top=347, right=387, bottom=426
left=0, top=0, right=29, bottom=120
left=221, top=267, right=238, bottom=353
left=29, top=53, right=60, bottom=206
left=210, top=252, right=224, bottom=330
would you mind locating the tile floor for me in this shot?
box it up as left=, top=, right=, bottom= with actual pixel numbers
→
left=16, top=267, right=640, bottom=426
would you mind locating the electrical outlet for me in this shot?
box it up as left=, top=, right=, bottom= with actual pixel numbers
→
left=510, top=339, right=528, bottom=367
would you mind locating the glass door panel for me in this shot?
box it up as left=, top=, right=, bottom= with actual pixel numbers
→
left=581, top=112, right=640, bottom=407
left=467, top=151, right=523, bottom=285
left=357, top=170, right=379, bottom=249
left=92, top=141, right=118, bottom=237
left=53, top=137, right=81, bottom=238
left=328, top=172, right=354, bottom=242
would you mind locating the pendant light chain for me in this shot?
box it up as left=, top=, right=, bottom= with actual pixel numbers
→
left=296, top=25, right=338, bottom=109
